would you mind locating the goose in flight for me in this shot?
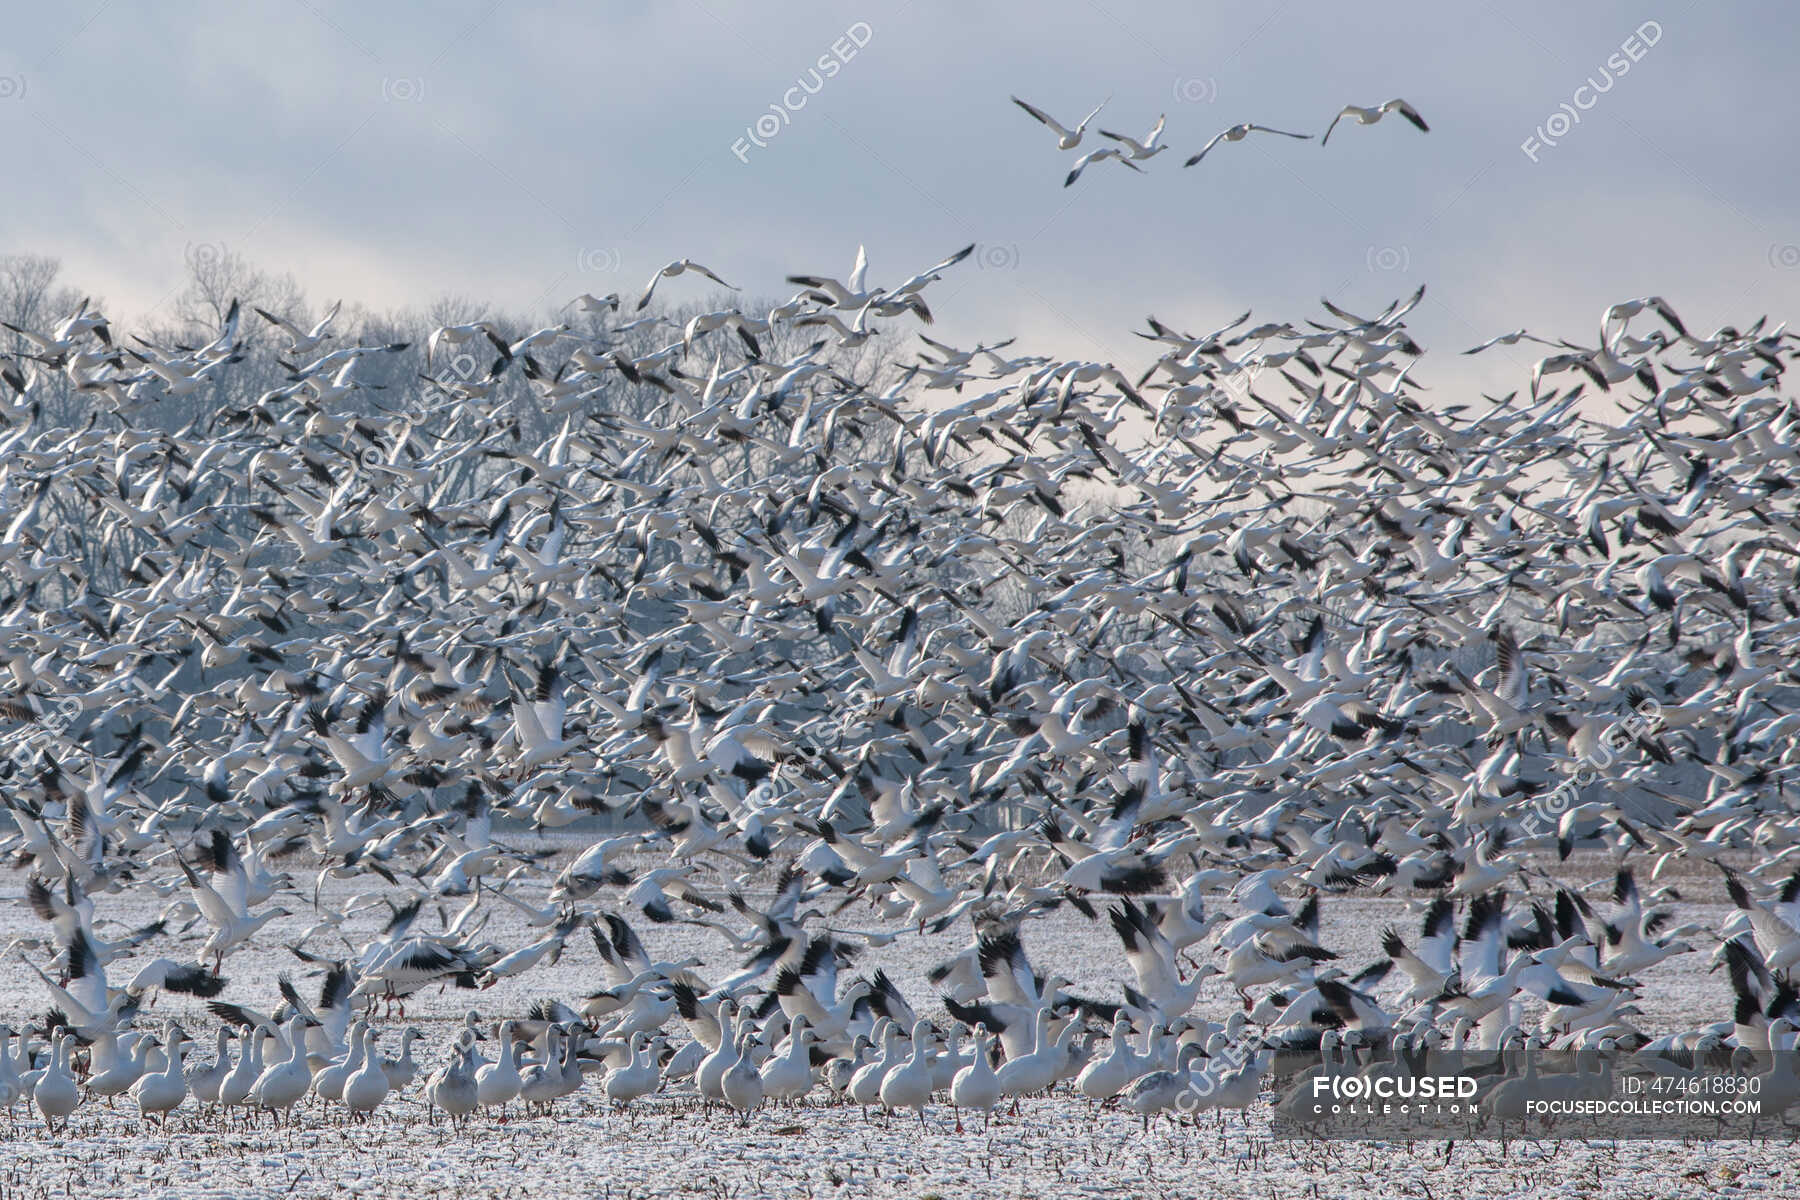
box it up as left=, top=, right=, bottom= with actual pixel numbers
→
left=636, top=259, right=737, bottom=311
left=1010, top=94, right=1109, bottom=149
left=1321, top=98, right=1429, bottom=145
left=568, top=292, right=621, bottom=314
left=253, top=300, right=341, bottom=356
left=1184, top=123, right=1311, bottom=166
left=1097, top=113, right=1167, bottom=160
left=1064, top=146, right=1145, bottom=187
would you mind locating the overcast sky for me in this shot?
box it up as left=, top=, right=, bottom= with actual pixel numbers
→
left=4, top=1, right=1793, bottom=396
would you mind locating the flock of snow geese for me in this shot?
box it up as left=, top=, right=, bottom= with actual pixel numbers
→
left=1009, top=93, right=1430, bottom=185
left=1, top=227, right=1800, bottom=1140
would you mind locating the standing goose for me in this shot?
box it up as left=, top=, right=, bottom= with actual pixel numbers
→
left=0, top=1027, right=25, bottom=1114
left=219, top=1026, right=263, bottom=1115
left=425, top=1033, right=480, bottom=1130
left=187, top=1026, right=235, bottom=1111
left=475, top=1020, right=523, bottom=1116
left=758, top=1019, right=817, bottom=1105
left=879, top=1019, right=937, bottom=1128
left=847, top=1020, right=902, bottom=1115
left=312, top=1019, right=367, bottom=1104
left=343, top=1026, right=392, bottom=1119
left=519, top=1026, right=566, bottom=1116
left=1124, top=1043, right=1206, bottom=1131
left=1001, top=1013, right=1085, bottom=1103
left=1076, top=1018, right=1141, bottom=1102
left=950, top=1027, right=1001, bottom=1133
left=381, top=1027, right=425, bottom=1092
left=603, top=1032, right=663, bottom=1112
left=131, top=1023, right=189, bottom=1128
left=251, top=1016, right=312, bottom=1126
left=696, top=1010, right=744, bottom=1106
left=87, top=1030, right=152, bottom=1108
left=720, top=1030, right=765, bottom=1122
left=34, top=1032, right=81, bottom=1134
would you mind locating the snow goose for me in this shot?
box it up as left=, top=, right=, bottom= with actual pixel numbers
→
left=721, top=1030, right=765, bottom=1121
left=1183, top=123, right=1311, bottom=166
left=1010, top=94, right=1109, bottom=149
left=253, top=300, right=341, bottom=356
left=847, top=1019, right=902, bottom=1114
left=1124, top=1042, right=1205, bottom=1131
left=86, top=1028, right=151, bottom=1108
left=518, top=1026, right=569, bottom=1115
left=696, top=1008, right=745, bottom=1106
left=950, top=1027, right=1001, bottom=1132
left=1063, top=146, right=1144, bottom=188
left=1097, top=113, right=1167, bottom=160
left=1110, top=899, right=1220, bottom=1018
left=425, top=1033, right=480, bottom=1130
left=219, top=1027, right=262, bottom=1114
left=33, top=1032, right=80, bottom=1133
left=343, top=1025, right=392, bottom=1119
left=1075, top=1017, right=1140, bottom=1102
left=186, top=1026, right=234, bottom=1110
left=994, top=1009, right=1062, bottom=1100
left=177, top=855, right=291, bottom=972
left=636, top=259, right=737, bottom=311
left=604, top=1032, right=664, bottom=1111
left=1320, top=99, right=1430, bottom=145
left=311, top=1019, right=367, bottom=1104
left=825, top=1035, right=872, bottom=1101
left=879, top=1019, right=937, bottom=1127
left=251, top=1016, right=313, bottom=1126
left=759, top=1018, right=817, bottom=1104
left=475, top=1021, right=523, bottom=1115
left=0, top=1026, right=24, bottom=1114
left=928, top=1025, right=970, bottom=1092
left=381, top=1027, right=425, bottom=1091
left=131, top=1023, right=189, bottom=1128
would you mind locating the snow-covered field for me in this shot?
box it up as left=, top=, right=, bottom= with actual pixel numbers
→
left=0, top=845, right=1787, bottom=1200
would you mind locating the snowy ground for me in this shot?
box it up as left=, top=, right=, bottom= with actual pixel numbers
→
left=0, top=843, right=1788, bottom=1200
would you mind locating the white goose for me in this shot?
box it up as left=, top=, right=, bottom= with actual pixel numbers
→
left=342, top=1025, right=392, bottom=1119
left=879, top=1019, right=937, bottom=1127
left=251, top=1016, right=312, bottom=1126
left=131, top=1023, right=189, bottom=1128
left=425, top=1033, right=480, bottom=1130
left=950, top=1026, right=1001, bottom=1132
left=33, top=1032, right=81, bottom=1133
left=475, top=1020, right=523, bottom=1115
left=721, top=1031, right=765, bottom=1121
left=1010, top=94, right=1109, bottom=150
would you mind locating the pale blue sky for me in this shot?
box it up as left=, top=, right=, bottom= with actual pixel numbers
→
left=4, top=1, right=1792, bottom=393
